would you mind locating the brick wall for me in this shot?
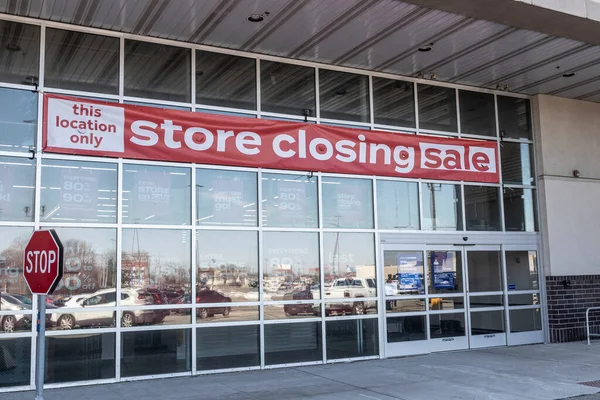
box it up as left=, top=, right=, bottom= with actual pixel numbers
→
left=547, top=275, right=600, bottom=342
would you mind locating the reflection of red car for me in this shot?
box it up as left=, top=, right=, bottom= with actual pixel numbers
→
left=196, top=289, right=231, bottom=319
left=283, top=286, right=318, bottom=316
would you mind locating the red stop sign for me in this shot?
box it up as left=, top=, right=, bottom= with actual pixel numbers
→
left=23, top=230, right=64, bottom=295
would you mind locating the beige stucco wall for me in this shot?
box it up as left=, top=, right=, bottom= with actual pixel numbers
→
left=534, top=94, right=600, bottom=276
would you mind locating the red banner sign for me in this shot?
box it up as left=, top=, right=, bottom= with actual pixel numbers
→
left=42, top=95, right=499, bottom=183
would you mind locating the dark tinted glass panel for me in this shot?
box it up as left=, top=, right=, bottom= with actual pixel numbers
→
left=323, top=233, right=376, bottom=285
left=125, top=40, right=191, bottom=102
left=44, top=227, right=116, bottom=301
left=45, top=333, right=115, bottom=383
left=196, top=169, right=257, bottom=226
left=121, top=229, right=191, bottom=296
left=501, top=142, right=535, bottom=185
left=197, top=230, right=258, bottom=302
left=504, top=188, right=537, bottom=232
left=508, top=294, right=540, bottom=306
left=510, top=308, right=542, bottom=332
left=467, top=251, right=502, bottom=292
left=261, top=61, right=314, bottom=116
left=261, top=173, right=318, bottom=228
left=322, top=177, right=373, bottom=229
left=326, top=319, right=378, bottom=359
left=265, top=322, right=322, bottom=365
left=377, top=180, right=419, bottom=229
left=41, top=159, right=117, bottom=223
left=0, top=156, right=35, bottom=222
left=319, top=69, right=369, bottom=122
left=122, top=164, right=191, bottom=225
left=418, top=84, right=457, bottom=132
left=429, top=313, right=466, bottom=338
left=470, top=295, right=503, bottom=308
left=387, top=316, right=426, bottom=342
left=373, top=78, right=415, bottom=127
left=45, top=29, right=119, bottom=93
left=121, top=329, right=191, bottom=377
left=422, top=183, right=462, bottom=231
left=0, top=337, right=30, bottom=387
left=196, top=51, right=256, bottom=110
left=263, top=232, right=319, bottom=301
left=0, top=88, right=37, bottom=153
left=0, top=227, right=33, bottom=298
left=506, top=251, right=538, bottom=291
left=471, top=310, right=505, bottom=335
left=459, top=90, right=495, bottom=136
left=0, top=21, right=40, bottom=85
left=498, top=97, right=532, bottom=140
left=464, top=186, right=501, bottom=231
left=197, top=325, right=260, bottom=370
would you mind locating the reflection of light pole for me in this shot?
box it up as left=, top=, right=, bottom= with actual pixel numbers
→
left=427, top=183, right=442, bottom=228
left=333, top=215, right=342, bottom=276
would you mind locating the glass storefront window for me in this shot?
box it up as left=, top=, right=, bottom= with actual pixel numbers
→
left=196, top=51, right=256, bottom=110
left=121, top=329, right=192, bottom=377
left=471, top=310, right=505, bottom=335
left=322, top=177, right=373, bottom=229
left=0, top=156, right=35, bottom=222
left=418, top=84, right=457, bottom=132
left=261, top=61, right=315, bottom=117
left=197, top=325, right=260, bottom=370
left=498, top=97, right=532, bottom=140
left=0, top=227, right=33, bottom=298
left=510, top=308, right=542, bottom=332
left=263, top=232, right=320, bottom=301
left=506, top=251, right=538, bottom=291
left=196, top=169, right=257, bottom=226
left=372, top=78, right=415, bottom=128
left=196, top=230, right=258, bottom=302
left=323, top=233, right=375, bottom=288
left=319, top=69, right=370, bottom=123
left=0, top=88, right=37, bottom=153
left=386, top=299, right=426, bottom=313
left=427, top=250, right=463, bottom=294
left=384, top=251, right=424, bottom=296
left=429, top=313, right=466, bottom=338
left=45, top=29, right=119, bottom=94
left=387, top=316, right=426, bottom=342
left=467, top=251, right=502, bottom=292
left=264, top=304, right=320, bottom=320
left=264, top=322, right=322, bottom=365
left=121, top=229, right=191, bottom=298
left=0, top=21, right=40, bottom=86
left=45, top=333, right=115, bottom=383
left=44, top=227, right=117, bottom=303
left=376, top=180, right=419, bottom=230
left=326, top=319, right=378, bottom=360
left=122, top=164, right=191, bottom=225
left=41, top=160, right=117, bottom=223
left=124, top=40, right=191, bottom=102
left=261, top=173, right=318, bottom=228
left=501, top=142, right=535, bottom=185
left=464, top=185, right=501, bottom=231
left=504, top=188, right=537, bottom=232
left=422, top=183, right=462, bottom=231
left=0, top=337, right=31, bottom=387
left=459, top=90, right=496, bottom=137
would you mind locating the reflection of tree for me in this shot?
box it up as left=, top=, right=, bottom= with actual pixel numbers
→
left=0, top=234, right=29, bottom=294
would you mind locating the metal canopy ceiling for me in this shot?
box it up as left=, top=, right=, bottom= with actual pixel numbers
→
left=2, top=0, right=600, bottom=102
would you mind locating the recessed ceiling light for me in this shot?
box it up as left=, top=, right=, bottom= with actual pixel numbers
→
left=248, top=13, right=267, bottom=22
left=6, top=43, right=21, bottom=52
left=418, top=43, right=434, bottom=52
left=562, top=72, right=575, bottom=78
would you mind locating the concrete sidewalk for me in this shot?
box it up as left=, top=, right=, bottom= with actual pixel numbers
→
left=4, top=342, right=600, bottom=400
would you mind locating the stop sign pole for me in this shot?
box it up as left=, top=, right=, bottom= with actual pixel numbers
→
left=23, top=230, right=64, bottom=400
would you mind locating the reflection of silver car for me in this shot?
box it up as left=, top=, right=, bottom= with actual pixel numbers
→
left=0, top=294, right=31, bottom=332
left=51, top=288, right=157, bottom=329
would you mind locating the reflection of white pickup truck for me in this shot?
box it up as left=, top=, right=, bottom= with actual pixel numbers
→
left=324, top=278, right=377, bottom=315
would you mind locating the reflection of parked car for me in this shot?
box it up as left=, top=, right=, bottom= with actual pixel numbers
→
left=10, top=294, right=32, bottom=306
left=283, top=285, right=319, bottom=316
left=51, top=288, right=158, bottom=329
left=0, top=294, right=31, bottom=332
left=196, top=288, right=231, bottom=319
left=324, top=278, right=377, bottom=315
left=163, top=289, right=184, bottom=305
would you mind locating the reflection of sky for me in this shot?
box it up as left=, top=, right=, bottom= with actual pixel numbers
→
left=263, top=232, right=319, bottom=276
left=45, top=227, right=116, bottom=254
left=261, top=173, right=317, bottom=228
left=422, top=183, right=460, bottom=230
left=377, top=180, right=419, bottom=229
left=122, top=229, right=191, bottom=262
left=197, top=230, right=257, bottom=270
left=321, top=177, right=373, bottom=228
left=0, top=156, right=35, bottom=221
left=0, top=88, right=37, bottom=151
left=0, top=227, right=33, bottom=251
left=40, top=160, right=117, bottom=223
left=323, top=232, right=375, bottom=268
